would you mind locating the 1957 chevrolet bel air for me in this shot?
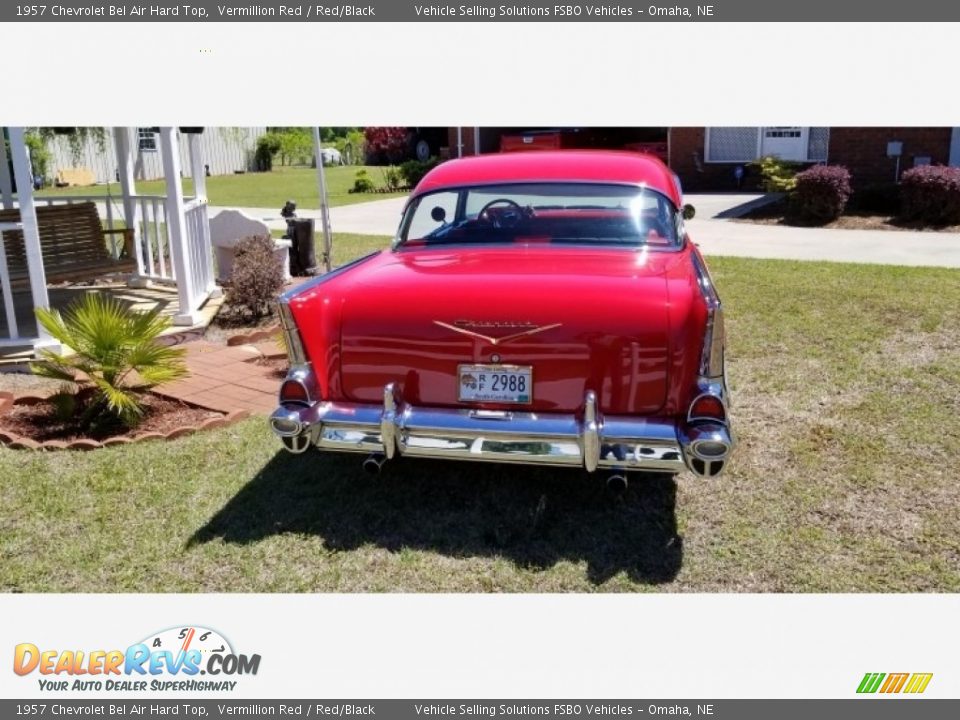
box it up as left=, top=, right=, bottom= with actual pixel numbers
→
left=269, top=151, right=733, bottom=487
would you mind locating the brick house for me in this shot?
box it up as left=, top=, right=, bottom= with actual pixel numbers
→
left=448, top=126, right=960, bottom=192
left=669, top=127, right=960, bottom=191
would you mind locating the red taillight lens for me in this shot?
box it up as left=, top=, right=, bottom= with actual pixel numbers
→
left=689, top=394, right=725, bottom=422
left=280, top=379, right=310, bottom=405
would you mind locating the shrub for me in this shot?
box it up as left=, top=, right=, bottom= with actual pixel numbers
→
left=789, top=165, right=852, bottom=224
left=254, top=132, right=282, bottom=171
left=226, top=235, right=285, bottom=320
left=400, top=157, right=440, bottom=188
left=32, top=294, right=188, bottom=429
left=352, top=169, right=375, bottom=193
left=900, top=166, right=960, bottom=226
left=754, top=155, right=803, bottom=193
left=381, top=166, right=403, bottom=191
left=363, top=127, right=410, bottom=164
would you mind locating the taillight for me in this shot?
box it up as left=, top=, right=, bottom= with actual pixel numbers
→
left=689, top=394, right=726, bottom=422
left=280, top=379, right=310, bottom=405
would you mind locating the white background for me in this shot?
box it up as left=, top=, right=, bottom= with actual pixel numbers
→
left=2, top=20, right=959, bottom=700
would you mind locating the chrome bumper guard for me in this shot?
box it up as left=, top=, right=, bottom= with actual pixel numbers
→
left=270, top=384, right=733, bottom=477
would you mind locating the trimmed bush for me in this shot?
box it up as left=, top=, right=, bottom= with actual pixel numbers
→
left=900, top=166, right=960, bottom=226
left=400, top=157, right=440, bottom=188
left=789, top=165, right=852, bottom=224
left=226, top=235, right=285, bottom=320
left=753, top=155, right=802, bottom=192
left=352, top=169, right=375, bottom=193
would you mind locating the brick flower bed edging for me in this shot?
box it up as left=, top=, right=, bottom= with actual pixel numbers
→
left=0, top=390, right=250, bottom=452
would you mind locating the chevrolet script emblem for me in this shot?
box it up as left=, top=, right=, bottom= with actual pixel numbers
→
left=433, top=320, right=562, bottom=345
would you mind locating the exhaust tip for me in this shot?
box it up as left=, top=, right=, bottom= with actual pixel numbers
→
left=363, top=454, right=386, bottom=476
left=606, top=473, right=628, bottom=494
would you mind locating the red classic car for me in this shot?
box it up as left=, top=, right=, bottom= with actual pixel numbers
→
left=270, top=151, right=733, bottom=488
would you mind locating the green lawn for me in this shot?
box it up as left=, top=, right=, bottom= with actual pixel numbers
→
left=1, top=253, right=959, bottom=592
left=35, top=166, right=406, bottom=209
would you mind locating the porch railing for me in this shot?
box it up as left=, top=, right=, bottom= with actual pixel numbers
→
left=180, top=198, right=215, bottom=315
left=0, top=220, right=25, bottom=345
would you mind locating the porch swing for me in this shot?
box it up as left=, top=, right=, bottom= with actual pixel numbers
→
left=0, top=198, right=136, bottom=288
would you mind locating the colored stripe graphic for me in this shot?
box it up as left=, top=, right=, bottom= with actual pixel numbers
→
left=857, top=673, right=885, bottom=694
left=904, top=673, right=933, bottom=694
left=857, top=672, right=933, bottom=694
left=880, top=673, right=909, bottom=693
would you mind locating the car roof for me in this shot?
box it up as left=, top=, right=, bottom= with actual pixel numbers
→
left=412, top=150, right=681, bottom=206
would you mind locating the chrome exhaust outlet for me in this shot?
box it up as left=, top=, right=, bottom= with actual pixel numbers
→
left=606, top=473, right=628, bottom=494
left=362, top=453, right=386, bottom=475
left=680, top=422, right=733, bottom=478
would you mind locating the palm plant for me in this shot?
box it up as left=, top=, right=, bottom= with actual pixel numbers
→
left=32, top=293, right=188, bottom=428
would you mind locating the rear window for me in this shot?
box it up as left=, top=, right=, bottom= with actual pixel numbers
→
left=398, top=182, right=682, bottom=248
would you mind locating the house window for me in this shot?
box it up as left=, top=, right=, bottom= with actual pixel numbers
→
left=137, top=128, right=157, bottom=152
left=705, top=127, right=760, bottom=162
left=705, top=127, right=830, bottom=163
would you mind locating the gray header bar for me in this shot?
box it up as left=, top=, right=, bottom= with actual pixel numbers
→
left=3, top=1, right=960, bottom=22
left=1, top=700, right=958, bottom=719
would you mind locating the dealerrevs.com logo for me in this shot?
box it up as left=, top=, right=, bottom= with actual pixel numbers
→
left=13, top=626, right=261, bottom=693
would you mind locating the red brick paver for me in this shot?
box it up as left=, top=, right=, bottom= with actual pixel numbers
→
left=154, top=341, right=282, bottom=415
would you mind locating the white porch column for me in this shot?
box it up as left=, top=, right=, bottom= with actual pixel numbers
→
left=159, top=127, right=200, bottom=326
left=113, top=127, right=145, bottom=282
left=8, top=127, right=57, bottom=351
left=312, top=127, right=333, bottom=272
left=473, top=127, right=481, bottom=155
left=187, top=132, right=207, bottom=200
left=0, top=130, right=13, bottom=209
left=186, top=132, right=219, bottom=296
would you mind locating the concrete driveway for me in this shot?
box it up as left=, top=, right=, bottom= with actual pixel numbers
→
left=208, top=193, right=960, bottom=269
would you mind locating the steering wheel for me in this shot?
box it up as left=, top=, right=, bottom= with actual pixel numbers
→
left=477, top=198, right=527, bottom=229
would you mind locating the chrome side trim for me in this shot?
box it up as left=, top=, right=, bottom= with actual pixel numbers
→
left=276, top=302, right=307, bottom=366
left=691, top=251, right=725, bottom=380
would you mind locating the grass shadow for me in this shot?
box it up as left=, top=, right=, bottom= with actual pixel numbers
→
left=189, top=451, right=683, bottom=587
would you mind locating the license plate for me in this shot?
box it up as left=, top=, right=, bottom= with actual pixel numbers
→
left=458, top=364, right=533, bottom=404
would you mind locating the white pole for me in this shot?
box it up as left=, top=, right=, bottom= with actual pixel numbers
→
left=0, top=130, right=13, bottom=209
left=113, top=127, right=144, bottom=280
left=159, top=127, right=198, bottom=325
left=187, top=132, right=207, bottom=201
left=186, top=131, right=218, bottom=296
left=456, top=127, right=463, bottom=158
left=473, top=127, right=481, bottom=155
left=312, top=127, right=333, bottom=272
left=8, top=127, right=56, bottom=351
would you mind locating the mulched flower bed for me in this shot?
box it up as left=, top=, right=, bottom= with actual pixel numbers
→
left=735, top=199, right=960, bottom=232
left=0, top=393, right=225, bottom=444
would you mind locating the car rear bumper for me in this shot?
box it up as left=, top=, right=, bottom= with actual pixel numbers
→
left=269, top=385, right=733, bottom=477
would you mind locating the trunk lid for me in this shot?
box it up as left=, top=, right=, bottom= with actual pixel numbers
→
left=338, top=246, right=675, bottom=414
